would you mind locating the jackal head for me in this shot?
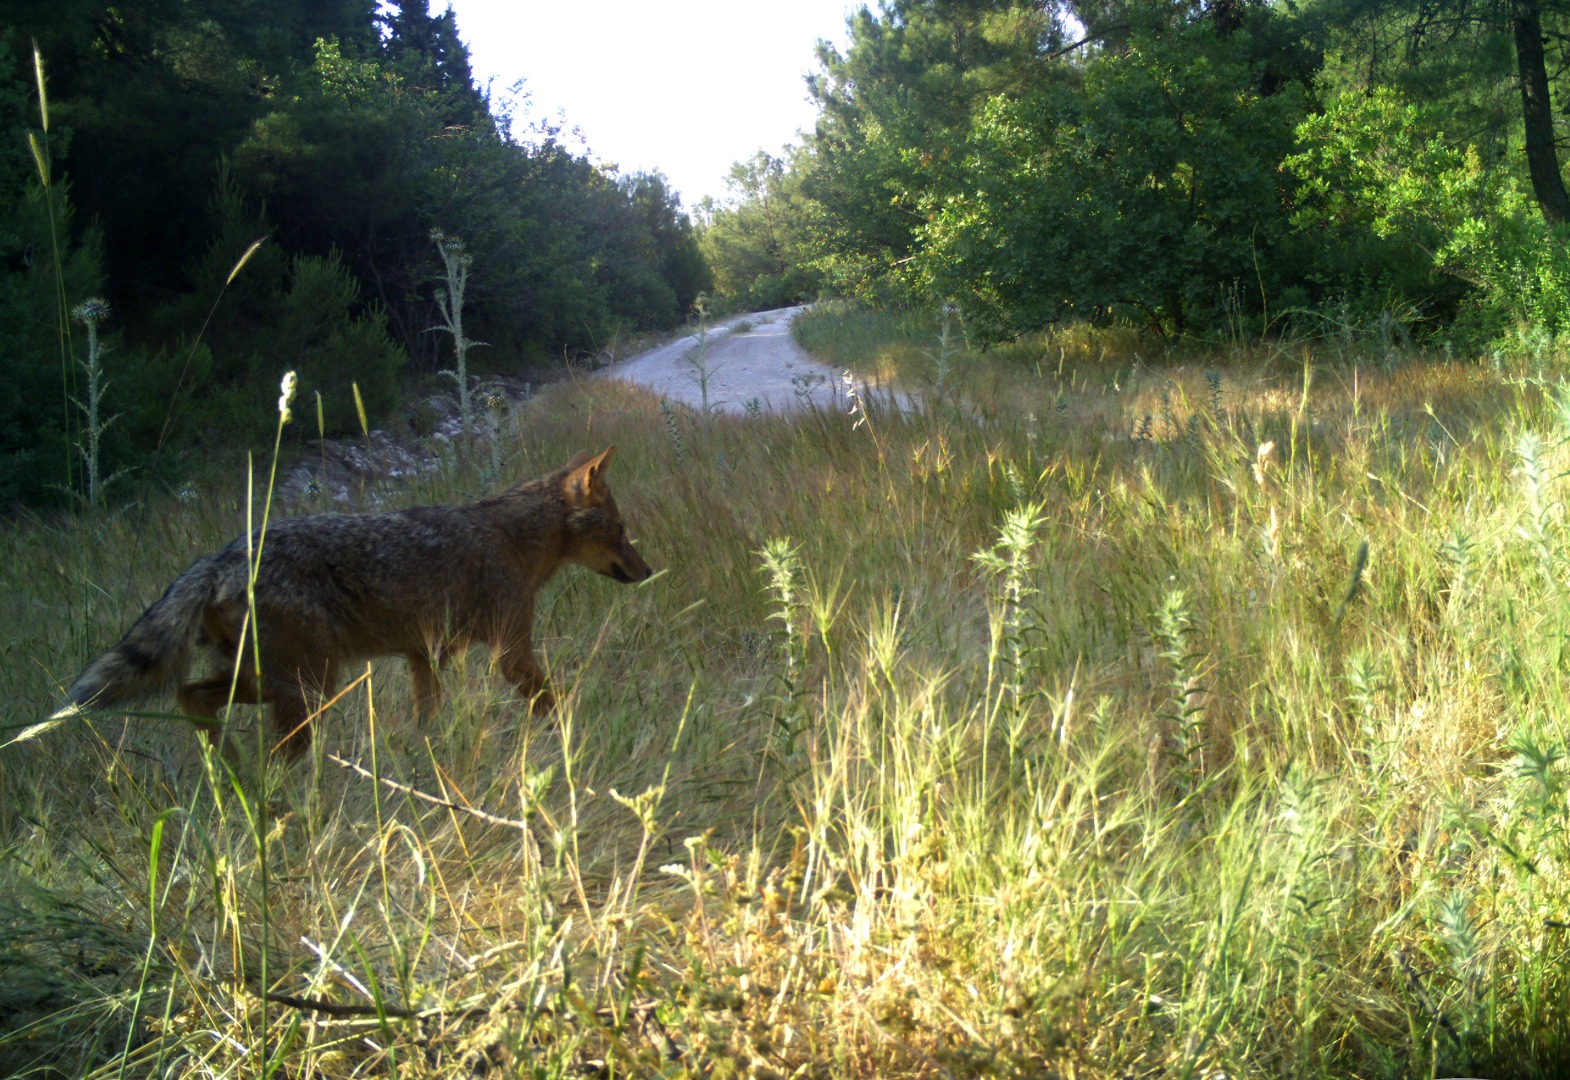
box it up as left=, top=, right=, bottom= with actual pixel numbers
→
left=561, top=447, right=653, bottom=584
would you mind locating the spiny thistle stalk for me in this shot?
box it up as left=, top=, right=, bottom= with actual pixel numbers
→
left=70, top=298, right=113, bottom=507
left=974, top=500, right=1048, bottom=714
left=758, top=537, right=808, bottom=749
left=931, top=301, right=958, bottom=392
left=431, top=229, right=483, bottom=438
left=792, top=370, right=826, bottom=404
left=688, top=297, right=716, bottom=417
left=1204, top=369, right=1224, bottom=413
left=1510, top=728, right=1567, bottom=819
left=1434, top=890, right=1480, bottom=1003
left=1342, top=649, right=1384, bottom=744
left=1439, top=525, right=1476, bottom=624
left=1153, top=588, right=1207, bottom=786
left=759, top=538, right=804, bottom=680
left=1515, top=432, right=1559, bottom=589
left=1003, top=460, right=1027, bottom=506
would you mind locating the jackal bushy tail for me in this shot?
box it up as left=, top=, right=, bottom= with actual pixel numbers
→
left=61, top=558, right=222, bottom=714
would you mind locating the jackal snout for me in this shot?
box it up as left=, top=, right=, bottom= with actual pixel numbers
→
left=562, top=447, right=654, bottom=585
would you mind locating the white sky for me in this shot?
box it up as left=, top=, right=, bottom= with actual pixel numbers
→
left=439, top=0, right=861, bottom=211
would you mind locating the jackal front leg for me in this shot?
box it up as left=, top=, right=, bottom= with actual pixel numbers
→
left=407, top=654, right=442, bottom=722
left=499, top=640, right=555, bottom=715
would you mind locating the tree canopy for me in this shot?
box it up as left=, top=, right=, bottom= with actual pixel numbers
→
left=704, top=0, right=1570, bottom=353
left=3, top=1, right=710, bottom=507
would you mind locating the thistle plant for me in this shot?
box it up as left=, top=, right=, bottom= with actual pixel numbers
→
left=1342, top=646, right=1383, bottom=740
left=928, top=301, right=959, bottom=393
left=431, top=229, right=483, bottom=438
left=1204, top=369, right=1224, bottom=414
left=792, top=370, right=827, bottom=404
left=758, top=537, right=809, bottom=750
left=1153, top=588, right=1207, bottom=785
left=759, top=538, right=804, bottom=681
left=20, top=301, right=1570, bottom=1080
left=233, top=370, right=298, bottom=738
left=1434, top=889, right=1481, bottom=1024
left=686, top=297, right=718, bottom=417
left=1439, top=526, right=1477, bottom=625
left=1159, top=384, right=1177, bottom=439
left=1515, top=432, right=1559, bottom=589
left=974, top=500, right=1048, bottom=718
left=70, top=298, right=114, bottom=506
left=1002, top=460, right=1027, bottom=506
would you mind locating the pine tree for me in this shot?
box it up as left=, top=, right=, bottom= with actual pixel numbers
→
left=379, top=1, right=493, bottom=132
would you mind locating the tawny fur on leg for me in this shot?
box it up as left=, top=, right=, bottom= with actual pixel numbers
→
left=499, top=645, right=555, bottom=714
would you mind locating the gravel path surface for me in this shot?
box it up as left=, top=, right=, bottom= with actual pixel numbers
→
left=600, top=305, right=852, bottom=414
left=283, top=305, right=890, bottom=507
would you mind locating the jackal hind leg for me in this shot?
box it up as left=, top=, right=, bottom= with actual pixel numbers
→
left=265, top=660, right=339, bottom=761
left=178, top=666, right=264, bottom=758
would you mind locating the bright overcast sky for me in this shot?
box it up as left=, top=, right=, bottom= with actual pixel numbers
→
left=439, top=0, right=861, bottom=211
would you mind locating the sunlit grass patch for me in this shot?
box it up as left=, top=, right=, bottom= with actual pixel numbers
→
left=4, top=308, right=1570, bottom=1076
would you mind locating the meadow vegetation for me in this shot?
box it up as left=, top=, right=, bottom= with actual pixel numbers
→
left=5, top=305, right=1570, bottom=1077
left=13, top=1, right=1570, bottom=1073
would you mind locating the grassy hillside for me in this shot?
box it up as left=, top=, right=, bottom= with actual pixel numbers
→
left=3, top=307, right=1569, bottom=1077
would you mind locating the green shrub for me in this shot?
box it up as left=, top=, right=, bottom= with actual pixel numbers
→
left=1287, top=87, right=1570, bottom=348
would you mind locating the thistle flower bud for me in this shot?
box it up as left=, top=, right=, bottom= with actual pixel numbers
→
left=71, top=298, right=110, bottom=326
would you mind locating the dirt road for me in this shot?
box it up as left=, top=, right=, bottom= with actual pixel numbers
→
left=600, top=306, right=849, bottom=414
left=283, top=305, right=878, bottom=505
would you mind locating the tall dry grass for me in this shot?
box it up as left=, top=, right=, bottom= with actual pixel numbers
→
left=2, top=306, right=1569, bottom=1077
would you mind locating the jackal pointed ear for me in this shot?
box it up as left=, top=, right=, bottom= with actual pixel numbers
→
left=563, top=446, right=616, bottom=506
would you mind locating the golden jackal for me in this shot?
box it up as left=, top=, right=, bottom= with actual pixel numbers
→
left=58, top=448, right=652, bottom=758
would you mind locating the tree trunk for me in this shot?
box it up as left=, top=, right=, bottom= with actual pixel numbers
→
left=1514, top=0, right=1570, bottom=224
